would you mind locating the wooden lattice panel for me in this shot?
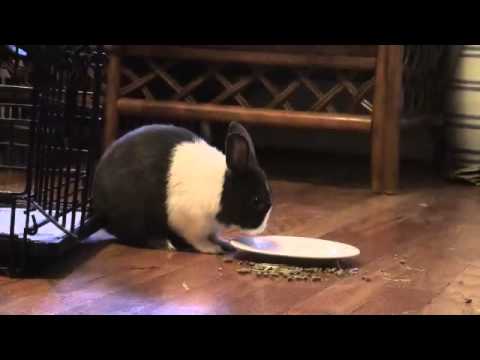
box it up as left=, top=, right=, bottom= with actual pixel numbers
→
left=119, top=59, right=375, bottom=116
left=103, top=45, right=404, bottom=195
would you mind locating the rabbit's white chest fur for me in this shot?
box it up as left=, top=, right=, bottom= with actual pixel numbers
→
left=166, top=139, right=226, bottom=253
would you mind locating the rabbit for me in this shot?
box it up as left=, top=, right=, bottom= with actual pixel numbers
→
left=80, top=121, right=272, bottom=254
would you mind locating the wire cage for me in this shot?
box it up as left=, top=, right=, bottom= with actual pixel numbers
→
left=0, top=45, right=106, bottom=276
left=0, top=86, right=33, bottom=171
left=0, top=45, right=33, bottom=171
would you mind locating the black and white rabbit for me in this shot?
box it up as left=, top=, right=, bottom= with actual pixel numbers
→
left=81, top=121, right=272, bottom=254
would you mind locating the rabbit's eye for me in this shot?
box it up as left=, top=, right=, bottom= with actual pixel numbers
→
left=252, top=196, right=263, bottom=208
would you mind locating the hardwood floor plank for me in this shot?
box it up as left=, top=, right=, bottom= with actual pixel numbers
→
left=1, top=156, right=480, bottom=315
left=421, top=265, right=480, bottom=315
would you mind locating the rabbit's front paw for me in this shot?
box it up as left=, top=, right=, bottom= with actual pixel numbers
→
left=194, top=242, right=225, bottom=255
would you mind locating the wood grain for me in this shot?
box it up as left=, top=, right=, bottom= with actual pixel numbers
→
left=103, top=50, right=121, bottom=150
left=1, top=155, right=479, bottom=315
left=117, top=99, right=372, bottom=132
left=121, top=46, right=377, bottom=71
left=371, top=45, right=403, bottom=194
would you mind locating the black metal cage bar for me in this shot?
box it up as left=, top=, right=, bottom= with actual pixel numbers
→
left=0, top=45, right=106, bottom=276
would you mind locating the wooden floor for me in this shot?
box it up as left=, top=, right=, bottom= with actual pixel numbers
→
left=1, top=151, right=480, bottom=315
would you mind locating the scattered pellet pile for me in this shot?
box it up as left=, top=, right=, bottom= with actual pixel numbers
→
left=222, top=257, right=360, bottom=282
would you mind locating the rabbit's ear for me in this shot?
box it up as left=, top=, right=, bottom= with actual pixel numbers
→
left=225, top=122, right=257, bottom=173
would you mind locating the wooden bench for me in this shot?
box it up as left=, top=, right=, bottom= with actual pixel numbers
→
left=103, top=45, right=403, bottom=194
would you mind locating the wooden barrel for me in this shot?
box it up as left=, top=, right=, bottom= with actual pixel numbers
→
left=446, top=45, right=480, bottom=185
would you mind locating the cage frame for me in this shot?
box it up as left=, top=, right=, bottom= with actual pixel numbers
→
left=0, top=45, right=106, bottom=276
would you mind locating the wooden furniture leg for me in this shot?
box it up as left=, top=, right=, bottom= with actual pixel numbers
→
left=371, top=45, right=403, bottom=194
left=103, top=46, right=121, bottom=150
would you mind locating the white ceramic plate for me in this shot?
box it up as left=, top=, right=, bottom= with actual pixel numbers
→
left=229, top=235, right=360, bottom=260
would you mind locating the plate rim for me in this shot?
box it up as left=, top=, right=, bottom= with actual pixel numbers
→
left=229, top=235, right=360, bottom=260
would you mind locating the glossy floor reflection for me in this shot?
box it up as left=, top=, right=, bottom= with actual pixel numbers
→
left=1, top=154, right=480, bottom=314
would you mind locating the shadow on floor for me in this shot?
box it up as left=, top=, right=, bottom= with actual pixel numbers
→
left=22, top=236, right=115, bottom=280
